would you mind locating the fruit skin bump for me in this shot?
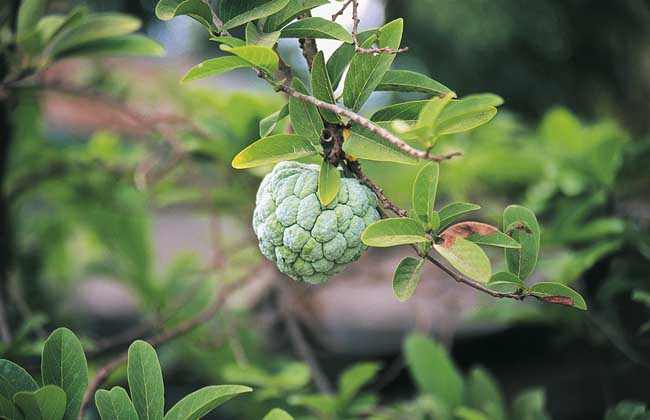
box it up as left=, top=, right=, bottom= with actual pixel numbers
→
left=253, top=161, right=380, bottom=284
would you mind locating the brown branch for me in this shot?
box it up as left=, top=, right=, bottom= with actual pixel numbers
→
left=298, top=11, right=318, bottom=71
left=332, top=0, right=353, bottom=21
left=351, top=0, right=408, bottom=55
left=78, top=275, right=254, bottom=419
left=346, top=160, right=407, bottom=217
left=271, top=82, right=462, bottom=162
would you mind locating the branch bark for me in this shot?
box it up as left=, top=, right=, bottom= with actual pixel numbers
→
left=351, top=0, right=408, bottom=55
left=272, top=82, right=462, bottom=162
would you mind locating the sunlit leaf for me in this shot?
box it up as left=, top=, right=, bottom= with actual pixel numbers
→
left=164, top=385, right=252, bottom=420
left=245, top=22, right=281, bottom=47
left=55, top=35, right=165, bottom=59
left=412, top=162, right=439, bottom=224
left=220, top=44, right=278, bottom=75
left=318, top=161, right=340, bottom=206
left=264, top=0, right=329, bottom=31
left=434, top=237, right=491, bottom=282
left=232, top=135, right=317, bottom=169
left=362, top=218, right=429, bottom=247
left=263, top=408, right=295, bottom=420
left=182, top=56, right=251, bottom=82
left=338, top=362, right=381, bottom=402
left=280, top=17, right=352, bottom=42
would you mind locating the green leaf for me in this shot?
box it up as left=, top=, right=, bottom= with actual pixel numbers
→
left=263, top=408, right=295, bottom=420
left=338, top=362, right=381, bottom=402
left=232, top=134, right=317, bottom=169
left=14, top=385, right=67, bottom=420
left=16, top=0, right=48, bottom=43
left=392, top=257, right=425, bottom=302
left=280, top=17, right=352, bottom=42
left=260, top=104, right=289, bottom=137
left=404, top=335, right=463, bottom=409
left=412, top=162, right=439, bottom=224
left=95, top=387, right=138, bottom=420
left=49, top=13, right=141, bottom=58
left=465, top=367, right=507, bottom=420
left=343, top=19, right=403, bottom=111
left=310, top=51, right=341, bottom=123
left=318, top=161, right=340, bottom=206
left=465, top=229, right=521, bottom=249
left=434, top=94, right=503, bottom=135
left=377, top=70, right=452, bottom=95
left=453, top=407, right=491, bottom=420
left=343, top=125, right=419, bottom=165
left=437, top=202, right=481, bottom=230
left=361, top=218, right=429, bottom=247
left=503, top=205, right=540, bottom=281
left=487, top=272, right=523, bottom=293
left=41, top=327, right=88, bottom=420
left=288, top=394, right=337, bottom=416
left=0, top=359, right=38, bottom=420
left=127, top=341, right=164, bottom=420
left=511, top=389, right=551, bottom=420
left=245, top=22, right=280, bottom=47
left=326, top=30, right=374, bottom=90
left=209, top=36, right=246, bottom=47
left=264, top=0, right=328, bottom=31
left=55, top=35, right=165, bottom=59
left=529, top=282, right=587, bottom=310
left=434, top=237, right=491, bottom=282
left=164, top=385, right=252, bottom=420
left=182, top=56, right=251, bottom=82
left=221, top=45, right=278, bottom=75
left=155, top=0, right=215, bottom=31
left=371, top=100, right=427, bottom=124
left=220, top=0, right=290, bottom=31
left=289, top=78, right=324, bottom=143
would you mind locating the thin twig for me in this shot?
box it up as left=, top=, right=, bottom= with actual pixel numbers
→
left=346, top=160, right=407, bottom=217
left=78, top=275, right=254, bottom=419
left=271, top=82, right=462, bottom=162
left=351, top=0, right=408, bottom=55
left=331, top=0, right=353, bottom=21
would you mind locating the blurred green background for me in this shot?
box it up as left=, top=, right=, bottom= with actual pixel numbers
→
left=1, top=1, right=649, bottom=419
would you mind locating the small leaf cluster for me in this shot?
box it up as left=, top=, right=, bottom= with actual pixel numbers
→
left=0, top=328, right=250, bottom=420
left=4, top=0, right=163, bottom=82
left=396, top=334, right=553, bottom=420
left=361, top=163, right=586, bottom=310
left=0, top=328, right=86, bottom=420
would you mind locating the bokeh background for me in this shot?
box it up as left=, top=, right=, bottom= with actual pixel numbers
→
left=2, top=0, right=650, bottom=419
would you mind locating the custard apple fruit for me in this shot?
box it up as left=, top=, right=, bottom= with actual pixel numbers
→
left=253, top=161, right=380, bottom=284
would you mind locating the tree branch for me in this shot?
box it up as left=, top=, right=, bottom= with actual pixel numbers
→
left=331, top=0, right=353, bottom=21
left=298, top=11, right=318, bottom=71
left=270, top=81, right=462, bottom=162
left=351, top=0, right=408, bottom=55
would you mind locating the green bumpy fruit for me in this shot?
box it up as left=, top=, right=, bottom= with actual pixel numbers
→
left=253, top=161, right=380, bottom=284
